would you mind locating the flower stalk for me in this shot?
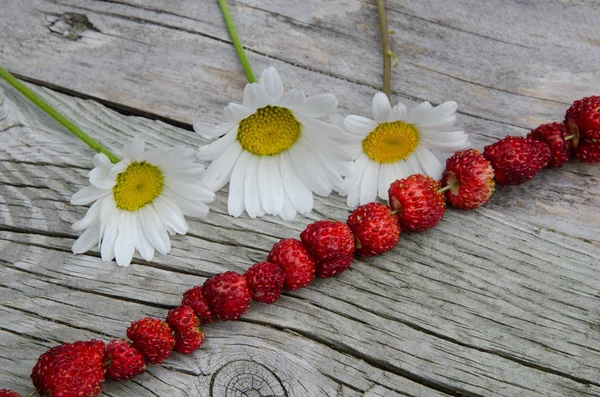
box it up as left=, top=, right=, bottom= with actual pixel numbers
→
left=217, top=0, right=256, bottom=83
left=0, top=66, right=120, bottom=163
left=376, top=0, right=392, bottom=99
left=437, top=181, right=458, bottom=193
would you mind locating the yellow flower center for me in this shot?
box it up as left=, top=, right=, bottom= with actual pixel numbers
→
left=362, top=121, right=420, bottom=163
left=238, top=106, right=301, bottom=156
left=113, top=162, right=164, bottom=211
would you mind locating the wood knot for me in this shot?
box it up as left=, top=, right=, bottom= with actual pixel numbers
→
left=47, top=13, right=99, bottom=40
left=210, top=360, right=287, bottom=397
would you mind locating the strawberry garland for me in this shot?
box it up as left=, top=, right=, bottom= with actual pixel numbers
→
left=1, top=96, right=598, bottom=397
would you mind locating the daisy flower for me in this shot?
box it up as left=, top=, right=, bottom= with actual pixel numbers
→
left=194, top=67, right=353, bottom=220
left=341, top=92, right=470, bottom=207
left=70, top=137, right=215, bottom=266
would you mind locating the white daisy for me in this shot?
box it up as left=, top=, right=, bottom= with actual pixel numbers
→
left=340, top=92, right=470, bottom=207
left=194, top=66, right=353, bottom=220
left=70, top=137, right=215, bottom=266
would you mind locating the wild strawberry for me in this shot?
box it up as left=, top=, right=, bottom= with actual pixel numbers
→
left=181, top=286, right=214, bottom=324
left=245, top=261, right=285, bottom=304
left=126, top=318, right=175, bottom=364
left=576, top=129, right=600, bottom=162
left=388, top=174, right=446, bottom=232
left=347, top=202, right=400, bottom=257
left=105, top=339, right=147, bottom=381
left=202, top=272, right=252, bottom=321
left=300, top=220, right=355, bottom=278
left=0, top=390, right=21, bottom=397
left=166, top=306, right=205, bottom=354
left=267, top=239, right=316, bottom=290
left=527, top=123, right=571, bottom=168
left=483, top=136, right=550, bottom=185
left=565, top=96, right=600, bottom=162
left=31, top=340, right=106, bottom=397
left=441, top=149, right=495, bottom=210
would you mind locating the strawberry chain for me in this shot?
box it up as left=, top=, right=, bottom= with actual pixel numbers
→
left=2, top=96, right=599, bottom=397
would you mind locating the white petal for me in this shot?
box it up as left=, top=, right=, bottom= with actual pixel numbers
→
left=93, top=153, right=112, bottom=168
left=280, top=152, right=313, bottom=214
left=153, top=196, right=189, bottom=235
left=404, top=101, right=433, bottom=124
left=301, top=132, right=354, bottom=175
left=139, top=205, right=170, bottom=255
left=328, top=113, right=345, bottom=128
left=417, top=116, right=457, bottom=132
left=420, top=136, right=471, bottom=152
left=275, top=88, right=305, bottom=111
left=288, top=140, right=332, bottom=196
left=193, top=122, right=235, bottom=139
left=405, top=154, right=424, bottom=176
left=114, top=212, right=136, bottom=267
left=227, top=151, right=251, bottom=217
left=135, top=215, right=154, bottom=261
left=388, top=103, right=407, bottom=122
left=164, top=179, right=215, bottom=202
left=392, top=160, right=411, bottom=184
left=244, top=155, right=262, bottom=218
left=89, top=167, right=115, bottom=189
left=344, top=115, right=377, bottom=136
left=72, top=199, right=103, bottom=231
left=202, top=142, right=243, bottom=192
left=259, top=66, right=284, bottom=102
left=242, top=83, right=269, bottom=109
left=414, top=146, right=444, bottom=180
left=303, top=94, right=338, bottom=118
left=224, top=103, right=254, bottom=123
left=378, top=163, right=397, bottom=200
left=71, top=186, right=108, bottom=205
left=279, top=192, right=297, bottom=221
left=297, top=115, right=346, bottom=139
left=372, top=92, right=392, bottom=123
left=123, top=137, right=145, bottom=161
left=360, top=161, right=380, bottom=205
left=101, top=209, right=120, bottom=261
left=420, top=101, right=457, bottom=124
left=258, top=156, right=283, bottom=216
left=163, top=189, right=211, bottom=218
left=197, top=127, right=238, bottom=161
left=419, top=129, right=467, bottom=142
left=109, top=159, right=130, bottom=177
left=72, top=222, right=100, bottom=254
left=342, top=154, right=370, bottom=196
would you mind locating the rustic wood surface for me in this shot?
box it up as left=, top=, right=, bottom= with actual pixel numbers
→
left=1, top=0, right=599, bottom=396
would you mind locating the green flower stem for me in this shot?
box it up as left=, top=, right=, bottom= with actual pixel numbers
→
left=437, top=181, right=458, bottom=193
left=0, top=66, right=120, bottom=163
left=565, top=133, right=577, bottom=141
left=376, top=0, right=392, bottom=99
left=217, top=0, right=256, bottom=83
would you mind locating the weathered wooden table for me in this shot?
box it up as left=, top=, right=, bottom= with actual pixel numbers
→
left=1, top=1, right=599, bottom=396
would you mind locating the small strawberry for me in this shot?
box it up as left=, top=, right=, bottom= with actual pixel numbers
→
left=441, top=149, right=495, bottom=209
left=565, top=95, right=600, bottom=142
left=527, top=123, right=571, bottom=168
left=300, top=220, right=355, bottom=278
left=347, top=202, right=400, bottom=257
left=576, top=129, right=600, bottom=162
left=126, top=318, right=175, bottom=364
left=105, top=339, right=147, bottom=381
left=388, top=174, right=446, bottom=232
left=245, top=261, right=285, bottom=304
left=483, top=136, right=550, bottom=185
left=267, top=239, right=316, bottom=290
left=31, top=340, right=106, bottom=397
left=202, top=272, right=252, bottom=321
left=0, top=390, right=21, bottom=397
left=181, top=286, right=214, bottom=324
left=166, top=306, right=205, bottom=354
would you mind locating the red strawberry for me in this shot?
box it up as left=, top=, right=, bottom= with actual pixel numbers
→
left=347, top=202, right=400, bottom=257
left=483, top=136, right=550, bottom=185
left=576, top=129, right=600, bottom=162
left=565, top=96, right=600, bottom=162
left=441, top=149, right=495, bottom=209
left=300, top=220, right=355, bottom=278
left=181, top=286, right=214, bottom=324
left=527, top=123, right=571, bottom=168
left=267, top=239, right=316, bottom=290
left=31, top=340, right=106, bottom=397
left=245, top=261, right=285, bottom=304
left=0, top=390, right=21, bottom=397
left=105, top=339, right=147, bottom=381
left=126, top=318, right=175, bottom=364
left=202, top=272, right=252, bottom=321
left=166, top=306, right=205, bottom=354
left=388, top=174, right=446, bottom=232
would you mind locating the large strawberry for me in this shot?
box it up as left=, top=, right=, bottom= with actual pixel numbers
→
left=483, top=136, right=550, bottom=185
left=166, top=306, right=205, bottom=354
left=300, top=220, right=355, bottom=278
left=565, top=95, right=600, bottom=162
left=267, top=239, right=316, bottom=290
left=202, top=272, right=252, bottom=321
left=31, top=340, right=106, bottom=397
left=347, top=202, right=400, bottom=257
left=105, top=339, right=147, bottom=381
left=441, top=149, right=495, bottom=209
left=126, top=318, right=175, bottom=364
left=388, top=174, right=446, bottom=232
left=181, top=286, right=214, bottom=324
left=245, top=261, right=285, bottom=304
left=527, top=123, right=572, bottom=168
